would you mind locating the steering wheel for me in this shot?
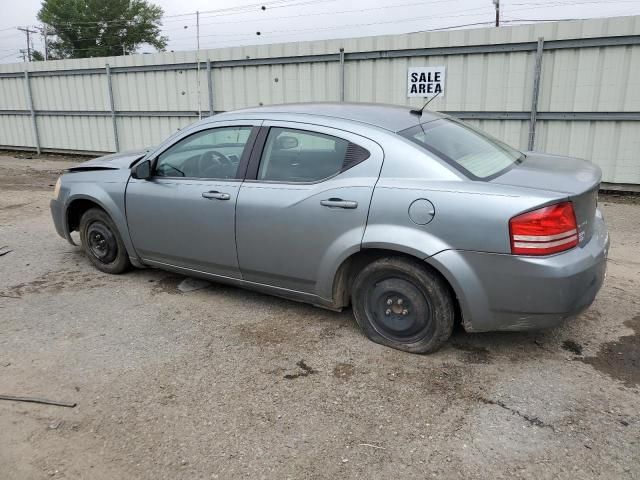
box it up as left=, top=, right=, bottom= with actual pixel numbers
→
left=198, top=150, right=232, bottom=173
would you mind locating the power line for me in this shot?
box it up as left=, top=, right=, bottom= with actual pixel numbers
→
left=12, top=0, right=490, bottom=44
left=192, top=8, right=507, bottom=40
left=166, top=0, right=640, bottom=43
left=4, top=0, right=639, bottom=38
left=2, top=0, right=640, bottom=62
left=2, top=0, right=640, bottom=33
left=184, top=0, right=341, bottom=21
left=176, top=0, right=475, bottom=30
left=0, top=51, right=19, bottom=60
left=0, top=0, right=329, bottom=31
left=509, top=0, right=640, bottom=5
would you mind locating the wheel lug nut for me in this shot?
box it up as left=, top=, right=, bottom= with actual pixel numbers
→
left=385, top=309, right=391, bottom=315
left=397, top=298, right=403, bottom=305
left=402, top=309, right=408, bottom=315
left=386, top=299, right=393, bottom=305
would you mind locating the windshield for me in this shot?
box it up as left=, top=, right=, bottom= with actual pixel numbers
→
left=399, top=118, right=524, bottom=179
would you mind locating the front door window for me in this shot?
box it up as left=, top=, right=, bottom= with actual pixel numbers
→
left=155, top=126, right=253, bottom=179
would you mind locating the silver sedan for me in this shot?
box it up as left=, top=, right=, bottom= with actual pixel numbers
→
left=50, top=103, right=609, bottom=353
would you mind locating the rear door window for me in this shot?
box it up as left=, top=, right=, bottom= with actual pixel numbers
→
left=257, top=127, right=369, bottom=183
left=399, top=119, right=523, bottom=180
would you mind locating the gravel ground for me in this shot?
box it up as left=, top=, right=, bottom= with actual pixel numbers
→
left=0, top=153, right=638, bottom=480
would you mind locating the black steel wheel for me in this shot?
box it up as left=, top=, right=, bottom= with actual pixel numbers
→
left=79, top=208, right=131, bottom=274
left=86, top=221, right=118, bottom=264
left=352, top=257, right=454, bottom=354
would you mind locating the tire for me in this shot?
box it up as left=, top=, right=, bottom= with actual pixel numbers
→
left=351, top=257, right=454, bottom=354
left=79, top=208, right=131, bottom=274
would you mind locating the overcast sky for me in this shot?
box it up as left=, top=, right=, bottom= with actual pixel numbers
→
left=1, top=0, right=639, bottom=63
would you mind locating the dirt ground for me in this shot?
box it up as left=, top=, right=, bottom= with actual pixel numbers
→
left=0, top=153, right=638, bottom=480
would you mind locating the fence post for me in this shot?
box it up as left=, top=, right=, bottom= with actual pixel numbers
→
left=528, top=37, right=544, bottom=151
left=206, top=59, right=214, bottom=116
left=23, top=71, right=40, bottom=155
left=339, top=48, right=345, bottom=102
left=105, top=64, right=119, bottom=152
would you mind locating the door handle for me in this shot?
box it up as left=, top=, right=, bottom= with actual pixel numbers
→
left=320, top=198, right=358, bottom=209
left=202, top=191, right=231, bottom=201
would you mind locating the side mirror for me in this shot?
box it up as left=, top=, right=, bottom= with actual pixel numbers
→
left=131, top=160, right=152, bottom=180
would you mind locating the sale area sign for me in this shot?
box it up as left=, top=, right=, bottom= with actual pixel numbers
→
left=407, top=66, right=446, bottom=97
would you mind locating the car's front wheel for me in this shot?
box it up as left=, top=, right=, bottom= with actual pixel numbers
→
left=351, top=257, right=455, bottom=354
left=79, top=208, right=131, bottom=274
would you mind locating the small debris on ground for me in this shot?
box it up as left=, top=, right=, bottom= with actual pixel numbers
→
left=0, top=394, right=77, bottom=408
left=358, top=443, right=385, bottom=450
left=562, top=340, right=584, bottom=356
left=48, top=420, right=64, bottom=430
left=284, top=360, right=318, bottom=379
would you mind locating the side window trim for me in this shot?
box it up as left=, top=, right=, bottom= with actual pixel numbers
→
left=244, top=126, right=270, bottom=181
left=244, top=126, right=370, bottom=184
left=150, top=125, right=260, bottom=181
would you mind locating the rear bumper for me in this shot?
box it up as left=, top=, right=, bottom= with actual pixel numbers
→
left=428, top=211, right=609, bottom=332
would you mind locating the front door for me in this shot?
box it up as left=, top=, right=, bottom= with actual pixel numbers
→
left=235, top=122, right=383, bottom=299
left=126, top=123, right=259, bottom=278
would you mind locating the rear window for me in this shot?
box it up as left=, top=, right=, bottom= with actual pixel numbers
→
left=399, top=118, right=524, bottom=180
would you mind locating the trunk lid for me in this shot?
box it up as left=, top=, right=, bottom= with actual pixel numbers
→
left=492, top=152, right=601, bottom=246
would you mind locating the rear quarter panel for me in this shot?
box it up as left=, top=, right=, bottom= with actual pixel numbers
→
left=363, top=145, right=568, bottom=257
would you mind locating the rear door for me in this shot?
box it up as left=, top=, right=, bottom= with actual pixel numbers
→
left=126, top=122, right=260, bottom=278
left=235, top=122, right=383, bottom=299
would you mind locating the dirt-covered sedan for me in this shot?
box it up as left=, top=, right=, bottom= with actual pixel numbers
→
left=50, top=103, right=609, bottom=353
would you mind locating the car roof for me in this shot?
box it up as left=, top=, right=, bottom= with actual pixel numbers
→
left=214, top=102, right=444, bottom=133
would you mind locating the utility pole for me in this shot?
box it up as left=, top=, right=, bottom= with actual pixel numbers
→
left=36, top=25, right=49, bottom=60
left=196, top=10, right=200, bottom=52
left=42, top=25, right=48, bottom=60
left=493, top=0, right=500, bottom=27
left=17, top=26, right=37, bottom=61
left=196, top=10, right=202, bottom=119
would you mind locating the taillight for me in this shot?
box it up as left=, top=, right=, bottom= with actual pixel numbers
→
left=509, top=201, right=578, bottom=256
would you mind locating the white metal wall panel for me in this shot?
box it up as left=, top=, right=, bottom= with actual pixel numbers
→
left=116, top=116, right=194, bottom=151
left=344, top=52, right=535, bottom=111
left=0, top=115, right=34, bottom=147
left=211, top=62, right=341, bottom=110
left=36, top=115, right=112, bottom=152
left=540, top=45, right=640, bottom=112
left=30, top=74, right=108, bottom=111
left=112, top=69, right=204, bottom=112
left=463, top=119, right=529, bottom=151
left=536, top=121, right=640, bottom=185
left=0, top=77, right=28, bottom=110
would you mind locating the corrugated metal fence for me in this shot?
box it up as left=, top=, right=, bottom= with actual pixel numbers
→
left=1, top=16, right=639, bottom=185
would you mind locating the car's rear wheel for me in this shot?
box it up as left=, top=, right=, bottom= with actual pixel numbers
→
left=79, top=208, right=131, bottom=274
left=351, top=257, right=454, bottom=354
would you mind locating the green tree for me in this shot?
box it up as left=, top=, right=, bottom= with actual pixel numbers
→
left=37, top=0, right=168, bottom=59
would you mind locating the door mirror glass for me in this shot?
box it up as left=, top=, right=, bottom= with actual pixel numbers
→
left=132, top=159, right=151, bottom=180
